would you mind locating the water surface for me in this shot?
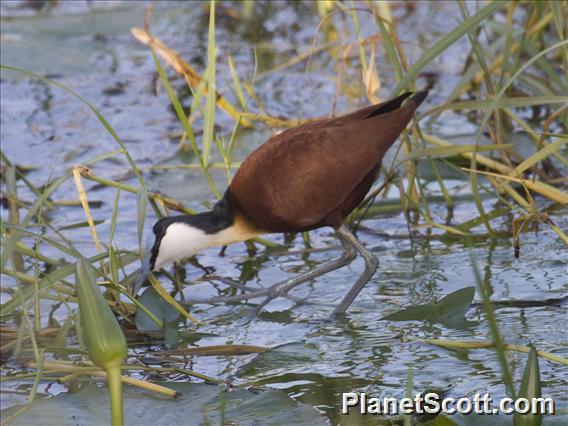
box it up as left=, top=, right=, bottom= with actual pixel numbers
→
left=1, top=1, right=566, bottom=424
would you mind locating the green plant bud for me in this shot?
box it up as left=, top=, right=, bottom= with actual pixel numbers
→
left=75, top=258, right=127, bottom=369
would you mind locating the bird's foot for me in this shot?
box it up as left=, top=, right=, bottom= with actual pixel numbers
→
left=243, top=286, right=310, bottom=320
left=184, top=275, right=309, bottom=314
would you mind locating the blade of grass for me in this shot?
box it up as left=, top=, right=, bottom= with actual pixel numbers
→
left=390, top=1, right=506, bottom=95
left=57, top=220, right=105, bottom=232
left=459, top=0, right=509, bottom=166
left=0, top=251, right=121, bottom=317
left=109, top=189, right=121, bottom=246
left=504, top=107, right=568, bottom=168
left=472, top=256, right=516, bottom=398
left=549, top=0, right=568, bottom=65
left=1, top=173, right=70, bottom=271
left=403, top=143, right=512, bottom=161
left=348, top=1, right=368, bottom=77
left=4, top=165, right=25, bottom=273
left=463, top=168, right=568, bottom=205
left=475, top=39, right=568, bottom=147
left=514, top=346, right=543, bottom=426
left=148, top=274, right=200, bottom=326
left=1, top=221, right=101, bottom=261
left=456, top=207, right=510, bottom=232
left=131, top=28, right=252, bottom=128
left=469, top=12, right=554, bottom=91
left=137, top=186, right=148, bottom=249
left=150, top=48, right=221, bottom=199
left=374, top=2, right=405, bottom=81
left=419, top=221, right=468, bottom=236
left=74, top=166, right=197, bottom=215
left=0, top=65, right=159, bottom=217
left=507, top=140, right=567, bottom=178
left=72, top=169, right=278, bottom=248
left=202, top=1, right=216, bottom=167
left=227, top=55, right=246, bottom=109
left=497, top=2, right=515, bottom=90
left=11, top=241, right=58, bottom=266
left=72, top=167, right=105, bottom=270
left=421, top=95, right=568, bottom=118
left=422, top=339, right=568, bottom=366
left=520, top=36, right=564, bottom=93
left=470, top=150, right=494, bottom=235
left=435, top=35, right=502, bottom=116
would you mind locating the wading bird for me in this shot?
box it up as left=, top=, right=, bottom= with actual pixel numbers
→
left=135, top=91, right=428, bottom=315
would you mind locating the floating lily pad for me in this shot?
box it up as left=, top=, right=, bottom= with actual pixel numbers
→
left=3, top=382, right=326, bottom=425
left=135, top=287, right=183, bottom=348
left=237, top=342, right=322, bottom=377
left=382, top=287, right=477, bottom=329
left=135, top=287, right=181, bottom=331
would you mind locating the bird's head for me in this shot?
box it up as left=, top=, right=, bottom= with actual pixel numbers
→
left=132, top=216, right=213, bottom=295
left=131, top=203, right=251, bottom=295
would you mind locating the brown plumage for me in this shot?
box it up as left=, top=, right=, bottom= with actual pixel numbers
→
left=138, top=91, right=428, bottom=315
left=229, top=91, right=427, bottom=233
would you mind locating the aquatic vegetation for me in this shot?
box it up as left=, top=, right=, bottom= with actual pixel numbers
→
left=75, top=258, right=128, bottom=426
left=1, top=0, right=566, bottom=424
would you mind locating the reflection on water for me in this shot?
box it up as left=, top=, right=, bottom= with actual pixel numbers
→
left=1, top=1, right=567, bottom=424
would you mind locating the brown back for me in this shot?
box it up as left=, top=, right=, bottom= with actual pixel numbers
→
left=229, top=92, right=427, bottom=232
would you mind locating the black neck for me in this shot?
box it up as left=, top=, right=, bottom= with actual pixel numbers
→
left=152, top=192, right=235, bottom=237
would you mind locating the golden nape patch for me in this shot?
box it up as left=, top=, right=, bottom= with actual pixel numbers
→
left=214, top=213, right=264, bottom=246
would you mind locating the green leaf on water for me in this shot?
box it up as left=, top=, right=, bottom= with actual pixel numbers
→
left=382, top=287, right=476, bottom=328
left=237, top=342, right=321, bottom=378
left=163, top=320, right=181, bottom=350
left=135, top=287, right=180, bottom=332
left=2, top=382, right=326, bottom=426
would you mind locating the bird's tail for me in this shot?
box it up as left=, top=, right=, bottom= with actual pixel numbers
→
left=409, top=90, right=429, bottom=108
left=366, top=90, right=428, bottom=119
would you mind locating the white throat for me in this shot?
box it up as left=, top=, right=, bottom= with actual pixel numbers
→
left=153, top=221, right=258, bottom=271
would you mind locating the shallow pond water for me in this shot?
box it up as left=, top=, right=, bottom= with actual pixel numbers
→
left=1, top=1, right=567, bottom=425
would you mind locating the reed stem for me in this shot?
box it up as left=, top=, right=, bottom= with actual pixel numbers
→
left=106, top=365, right=124, bottom=426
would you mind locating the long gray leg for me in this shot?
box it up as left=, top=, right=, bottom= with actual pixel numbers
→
left=185, top=228, right=357, bottom=306
left=251, top=231, right=357, bottom=312
left=185, top=225, right=377, bottom=314
left=333, top=225, right=379, bottom=315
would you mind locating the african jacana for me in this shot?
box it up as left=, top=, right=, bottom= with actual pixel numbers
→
left=135, top=91, right=428, bottom=314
